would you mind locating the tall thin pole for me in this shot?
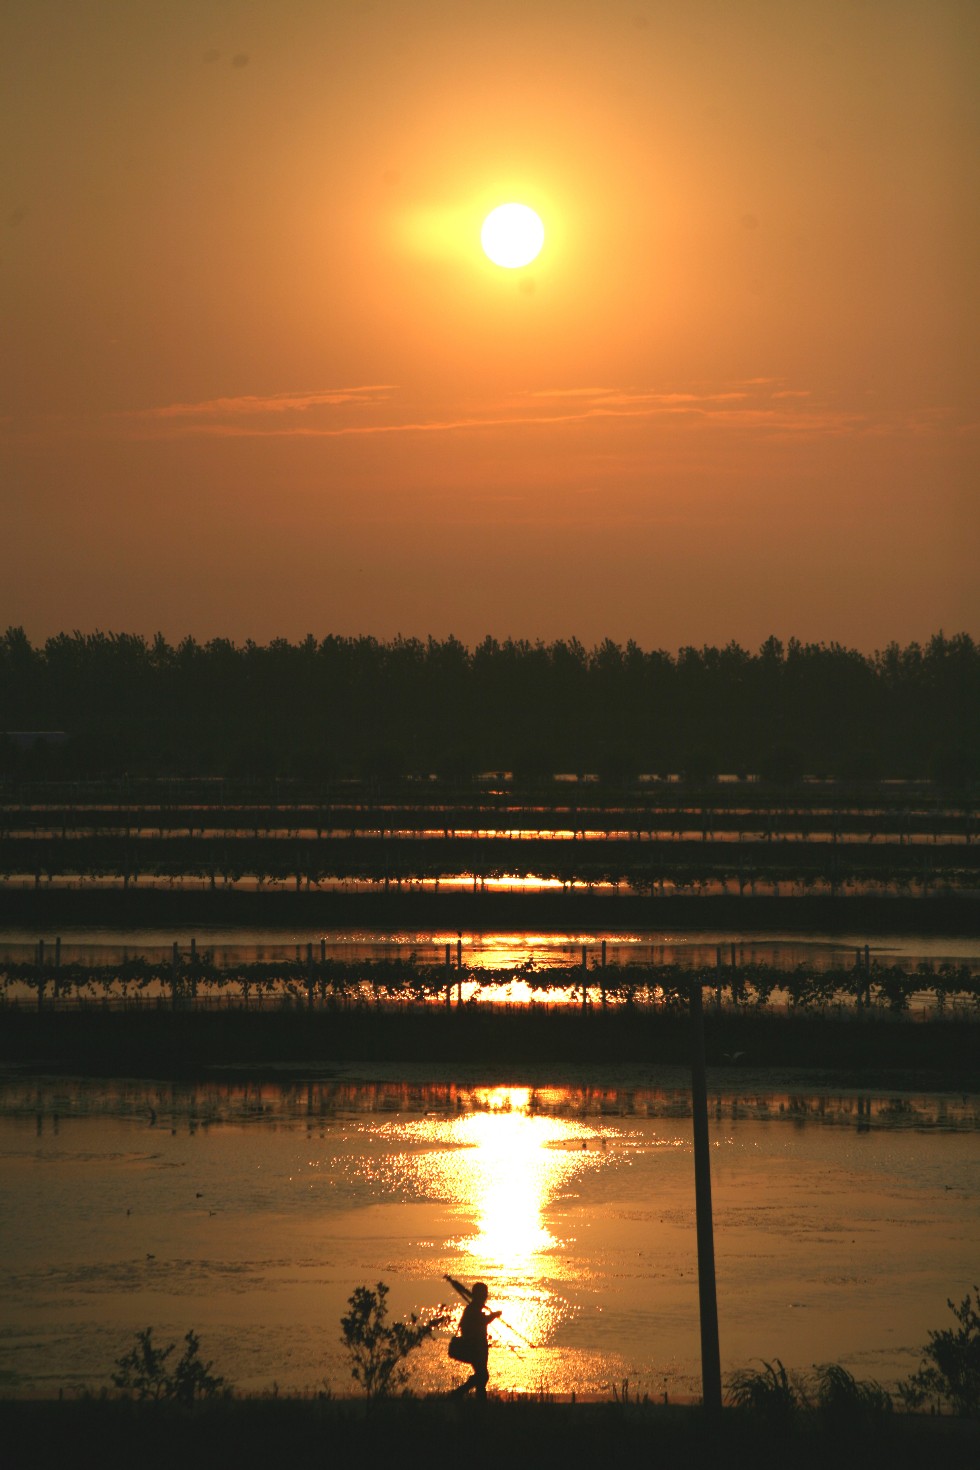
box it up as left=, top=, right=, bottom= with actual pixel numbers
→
left=690, top=979, right=722, bottom=1412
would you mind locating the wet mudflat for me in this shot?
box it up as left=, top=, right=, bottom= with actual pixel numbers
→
left=1, top=1067, right=977, bottom=1402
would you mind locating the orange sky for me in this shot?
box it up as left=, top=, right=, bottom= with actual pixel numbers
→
left=2, top=0, right=977, bottom=649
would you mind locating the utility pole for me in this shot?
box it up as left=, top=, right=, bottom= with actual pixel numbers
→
left=690, top=978, right=722, bottom=1412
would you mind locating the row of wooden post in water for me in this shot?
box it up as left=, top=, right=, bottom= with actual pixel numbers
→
left=7, top=929, right=957, bottom=1011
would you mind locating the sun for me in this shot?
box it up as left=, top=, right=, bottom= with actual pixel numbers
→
left=481, top=203, right=545, bottom=269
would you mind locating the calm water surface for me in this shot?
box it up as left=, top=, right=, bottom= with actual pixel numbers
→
left=1, top=1067, right=978, bottom=1399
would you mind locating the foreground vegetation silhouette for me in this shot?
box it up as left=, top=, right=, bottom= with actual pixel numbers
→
left=340, top=1282, right=444, bottom=1398
left=727, top=1359, right=892, bottom=1429
left=898, top=1286, right=980, bottom=1416
left=105, top=1290, right=979, bottom=1421
left=111, top=1328, right=227, bottom=1403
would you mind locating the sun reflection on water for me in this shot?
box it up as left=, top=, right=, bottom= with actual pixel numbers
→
left=454, top=1091, right=568, bottom=1261
left=399, top=1086, right=614, bottom=1354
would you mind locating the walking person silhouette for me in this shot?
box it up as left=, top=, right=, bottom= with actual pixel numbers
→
left=449, top=1282, right=501, bottom=1398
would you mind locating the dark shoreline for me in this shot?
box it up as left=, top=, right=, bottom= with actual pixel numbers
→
left=1, top=1396, right=976, bottom=1470
left=2, top=887, right=978, bottom=935
left=2, top=1005, right=977, bottom=1090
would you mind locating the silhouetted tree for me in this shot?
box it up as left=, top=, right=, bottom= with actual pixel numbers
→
left=1, top=627, right=976, bottom=783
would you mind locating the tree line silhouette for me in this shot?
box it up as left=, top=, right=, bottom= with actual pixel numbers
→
left=1, top=627, right=977, bottom=785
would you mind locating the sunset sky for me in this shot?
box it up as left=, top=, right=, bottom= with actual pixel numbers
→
left=2, top=0, right=977, bottom=650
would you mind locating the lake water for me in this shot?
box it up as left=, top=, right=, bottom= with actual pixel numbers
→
left=1, top=1067, right=977, bottom=1401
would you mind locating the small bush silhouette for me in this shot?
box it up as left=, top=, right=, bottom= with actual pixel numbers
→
left=898, top=1286, right=980, bottom=1417
left=340, top=1281, right=442, bottom=1399
left=813, top=1362, right=892, bottom=1425
left=726, top=1359, right=803, bottom=1426
left=111, top=1327, right=227, bottom=1402
left=728, top=1358, right=893, bottom=1431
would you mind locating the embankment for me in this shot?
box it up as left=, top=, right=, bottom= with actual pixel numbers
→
left=2, top=1003, right=977, bottom=1087
left=2, top=886, right=978, bottom=934
left=1, top=1395, right=976, bottom=1470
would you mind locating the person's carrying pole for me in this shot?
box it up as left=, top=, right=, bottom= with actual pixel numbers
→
left=443, top=1275, right=538, bottom=1349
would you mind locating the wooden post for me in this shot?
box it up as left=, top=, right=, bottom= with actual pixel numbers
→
left=190, top=936, right=198, bottom=999
left=600, top=938, right=607, bottom=1008
left=36, top=939, right=45, bottom=1011
left=307, top=942, right=314, bottom=1008
left=582, top=944, right=588, bottom=1010
left=715, top=946, right=723, bottom=1011
left=54, top=936, right=61, bottom=1003
left=690, top=980, right=722, bottom=1413
left=445, top=943, right=452, bottom=1008
left=457, top=937, right=462, bottom=1005
left=171, top=942, right=179, bottom=1009
left=730, top=942, right=736, bottom=970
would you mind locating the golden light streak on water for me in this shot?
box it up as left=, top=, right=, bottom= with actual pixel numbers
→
left=454, top=1091, right=565, bottom=1261
left=389, top=1086, right=612, bottom=1358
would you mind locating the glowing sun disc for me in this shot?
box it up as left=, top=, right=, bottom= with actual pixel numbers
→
left=481, top=203, right=545, bottom=268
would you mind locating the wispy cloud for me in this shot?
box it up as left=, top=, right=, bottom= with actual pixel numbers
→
left=131, top=385, right=394, bottom=420
left=115, top=379, right=876, bottom=444
left=523, top=386, right=618, bottom=399
left=523, top=387, right=749, bottom=407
